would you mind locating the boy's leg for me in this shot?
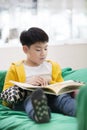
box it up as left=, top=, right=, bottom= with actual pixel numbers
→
left=24, top=88, right=51, bottom=123
left=77, top=85, right=87, bottom=130
left=47, top=93, right=76, bottom=116
left=0, top=85, right=27, bottom=104
left=24, top=95, right=35, bottom=119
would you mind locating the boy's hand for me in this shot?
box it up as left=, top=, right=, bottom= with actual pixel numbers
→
left=26, top=76, right=49, bottom=86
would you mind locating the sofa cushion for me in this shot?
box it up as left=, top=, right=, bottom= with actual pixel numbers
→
left=0, top=104, right=77, bottom=130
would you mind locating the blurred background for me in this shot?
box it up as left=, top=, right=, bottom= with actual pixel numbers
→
left=0, top=0, right=87, bottom=46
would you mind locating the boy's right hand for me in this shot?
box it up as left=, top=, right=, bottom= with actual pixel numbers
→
left=26, top=76, right=50, bottom=86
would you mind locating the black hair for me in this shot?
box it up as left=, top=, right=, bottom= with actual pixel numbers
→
left=20, top=27, right=49, bottom=47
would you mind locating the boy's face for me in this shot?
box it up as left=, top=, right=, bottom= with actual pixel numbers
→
left=23, top=42, right=48, bottom=66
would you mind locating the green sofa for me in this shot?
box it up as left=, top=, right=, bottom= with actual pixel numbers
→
left=0, top=67, right=87, bottom=130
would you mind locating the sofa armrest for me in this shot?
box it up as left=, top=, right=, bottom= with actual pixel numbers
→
left=0, top=71, right=7, bottom=93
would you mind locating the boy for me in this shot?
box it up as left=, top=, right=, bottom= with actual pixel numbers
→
left=3, top=27, right=76, bottom=123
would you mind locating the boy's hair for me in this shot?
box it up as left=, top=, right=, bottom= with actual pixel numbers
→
left=20, top=27, right=49, bottom=47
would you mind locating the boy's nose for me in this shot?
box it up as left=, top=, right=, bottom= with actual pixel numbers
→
left=41, top=50, right=46, bottom=55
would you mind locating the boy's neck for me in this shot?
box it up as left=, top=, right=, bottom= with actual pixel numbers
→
left=24, top=60, right=42, bottom=67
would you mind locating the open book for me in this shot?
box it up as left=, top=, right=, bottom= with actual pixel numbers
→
left=10, top=80, right=85, bottom=96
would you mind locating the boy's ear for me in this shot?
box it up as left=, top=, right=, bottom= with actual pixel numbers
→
left=23, top=45, right=29, bottom=54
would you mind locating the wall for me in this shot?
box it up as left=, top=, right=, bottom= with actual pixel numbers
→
left=0, top=44, right=87, bottom=70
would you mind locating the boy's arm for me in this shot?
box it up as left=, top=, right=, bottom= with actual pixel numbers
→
left=50, top=73, right=64, bottom=84
left=49, top=61, right=64, bottom=84
left=3, top=61, right=26, bottom=91
left=3, top=64, right=18, bottom=91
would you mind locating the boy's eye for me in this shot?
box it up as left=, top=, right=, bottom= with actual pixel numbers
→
left=45, top=48, right=47, bottom=50
left=35, top=48, right=48, bottom=51
left=36, top=49, right=41, bottom=51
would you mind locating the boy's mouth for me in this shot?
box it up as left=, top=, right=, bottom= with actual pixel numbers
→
left=40, top=57, right=45, bottom=60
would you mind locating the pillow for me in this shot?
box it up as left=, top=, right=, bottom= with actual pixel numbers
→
left=63, top=68, right=87, bottom=83
left=0, top=85, right=28, bottom=104
left=62, top=67, right=76, bottom=77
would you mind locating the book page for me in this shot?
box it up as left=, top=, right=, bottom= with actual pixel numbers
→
left=44, top=80, right=84, bottom=95
left=10, top=80, right=84, bottom=95
left=10, top=80, right=42, bottom=89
